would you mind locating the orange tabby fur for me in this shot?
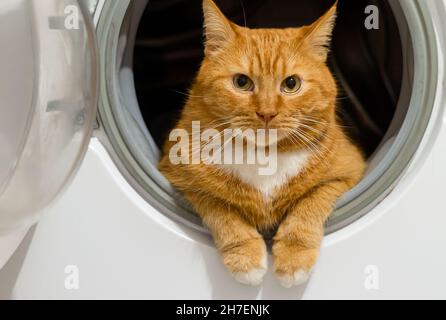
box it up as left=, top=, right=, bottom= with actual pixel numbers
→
left=159, top=0, right=365, bottom=287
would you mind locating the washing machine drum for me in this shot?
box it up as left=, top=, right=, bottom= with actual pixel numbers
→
left=133, top=0, right=407, bottom=157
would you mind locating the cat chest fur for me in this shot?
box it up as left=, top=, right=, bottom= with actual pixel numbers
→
left=218, top=148, right=312, bottom=199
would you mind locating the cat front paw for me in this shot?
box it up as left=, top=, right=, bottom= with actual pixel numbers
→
left=221, top=238, right=268, bottom=286
left=273, top=241, right=318, bottom=288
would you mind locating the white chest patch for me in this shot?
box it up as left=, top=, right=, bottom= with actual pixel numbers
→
left=217, top=147, right=311, bottom=199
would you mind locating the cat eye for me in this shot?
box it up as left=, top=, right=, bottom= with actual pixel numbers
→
left=281, top=76, right=302, bottom=94
left=233, top=74, right=254, bottom=92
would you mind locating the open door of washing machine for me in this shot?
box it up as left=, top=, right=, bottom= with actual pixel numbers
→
left=0, top=0, right=98, bottom=261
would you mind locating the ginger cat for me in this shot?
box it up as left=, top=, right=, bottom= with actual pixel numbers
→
left=159, top=0, right=365, bottom=287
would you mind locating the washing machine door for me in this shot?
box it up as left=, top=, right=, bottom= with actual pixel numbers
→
left=0, top=0, right=98, bottom=234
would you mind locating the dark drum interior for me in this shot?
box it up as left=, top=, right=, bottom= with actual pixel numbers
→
left=133, top=0, right=404, bottom=158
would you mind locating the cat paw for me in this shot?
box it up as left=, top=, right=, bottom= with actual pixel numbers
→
left=222, top=238, right=268, bottom=286
left=273, top=241, right=318, bottom=288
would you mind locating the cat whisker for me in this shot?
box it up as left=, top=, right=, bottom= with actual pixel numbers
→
left=298, top=123, right=325, bottom=137
left=295, top=123, right=336, bottom=150
left=238, top=0, right=248, bottom=29
left=296, top=127, right=331, bottom=152
left=181, top=121, right=235, bottom=139
left=169, top=89, right=206, bottom=99
left=299, top=115, right=352, bottom=130
left=287, top=128, right=330, bottom=164
left=190, top=126, right=248, bottom=163
left=297, top=116, right=328, bottom=127
left=286, top=130, right=326, bottom=164
left=202, top=131, right=242, bottom=164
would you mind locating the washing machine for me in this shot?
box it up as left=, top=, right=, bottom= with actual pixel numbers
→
left=1, top=0, right=446, bottom=299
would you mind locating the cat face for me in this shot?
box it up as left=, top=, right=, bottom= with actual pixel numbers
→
left=195, top=0, right=338, bottom=144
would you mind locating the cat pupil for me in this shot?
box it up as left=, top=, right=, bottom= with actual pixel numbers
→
left=237, top=75, right=248, bottom=87
left=286, top=77, right=296, bottom=89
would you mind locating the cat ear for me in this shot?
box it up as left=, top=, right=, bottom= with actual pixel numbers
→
left=303, top=2, right=338, bottom=61
left=203, top=0, right=235, bottom=56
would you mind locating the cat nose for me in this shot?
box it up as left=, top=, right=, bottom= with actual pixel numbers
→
left=256, top=111, right=278, bottom=123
